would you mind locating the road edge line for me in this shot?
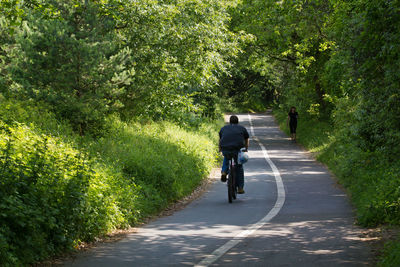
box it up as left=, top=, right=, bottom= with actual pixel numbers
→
left=194, top=114, right=286, bottom=267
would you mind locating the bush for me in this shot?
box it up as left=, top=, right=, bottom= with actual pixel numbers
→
left=89, top=117, right=220, bottom=218
left=0, top=100, right=220, bottom=265
left=379, top=239, right=400, bottom=267
left=334, top=151, right=400, bottom=227
left=0, top=97, right=74, bottom=139
left=0, top=122, right=123, bottom=265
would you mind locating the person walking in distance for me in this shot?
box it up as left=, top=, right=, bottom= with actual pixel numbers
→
left=287, top=106, right=299, bottom=142
left=219, top=115, right=249, bottom=194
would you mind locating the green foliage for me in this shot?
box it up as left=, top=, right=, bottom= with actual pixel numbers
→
left=228, top=0, right=334, bottom=111
left=0, top=0, right=235, bottom=263
left=325, top=0, right=400, bottom=160
left=242, top=2, right=400, bottom=251
left=8, top=1, right=132, bottom=135
left=2, top=0, right=241, bottom=133
left=0, top=100, right=220, bottom=265
left=322, top=138, right=400, bottom=227
left=271, top=2, right=400, bottom=255
left=117, top=0, right=242, bottom=121
left=89, top=117, right=220, bottom=216
left=379, top=239, right=400, bottom=267
left=0, top=97, right=74, bottom=138
left=219, top=52, right=274, bottom=112
left=0, top=121, right=123, bottom=265
left=3, top=0, right=400, bottom=263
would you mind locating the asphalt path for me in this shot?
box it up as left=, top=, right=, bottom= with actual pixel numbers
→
left=65, top=113, right=371, bottom=266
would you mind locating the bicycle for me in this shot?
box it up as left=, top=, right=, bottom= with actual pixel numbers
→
left=225, top=152, right=238, bottom=203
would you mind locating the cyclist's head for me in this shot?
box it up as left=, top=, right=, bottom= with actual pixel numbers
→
left=229, top=115, right=239, bottom=124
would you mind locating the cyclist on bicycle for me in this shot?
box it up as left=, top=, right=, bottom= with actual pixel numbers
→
left=219, top=115, right=249, bottom=194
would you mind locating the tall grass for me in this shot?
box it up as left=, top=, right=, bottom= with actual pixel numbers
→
left=379, top=239, right=400, bottom=267
left=88, top=117, right=221, bottom=220
left=0, top=100, right=221, bottom=265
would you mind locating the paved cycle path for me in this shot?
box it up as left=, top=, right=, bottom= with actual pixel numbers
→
left=65, top=113, right=371, bottom=266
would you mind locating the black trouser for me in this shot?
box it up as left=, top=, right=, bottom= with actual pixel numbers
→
left=289, top=121, right=297, bottom=134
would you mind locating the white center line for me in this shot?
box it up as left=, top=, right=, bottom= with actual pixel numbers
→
left=194, top=114, right=286, bottom=267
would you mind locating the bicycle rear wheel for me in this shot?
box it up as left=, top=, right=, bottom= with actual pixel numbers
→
left=228, top=170, right=233, bottom=203
left=228, top=164, right=237, bottom=203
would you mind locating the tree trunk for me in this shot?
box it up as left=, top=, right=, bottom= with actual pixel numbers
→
left=314, top=74, right=325, bottom=108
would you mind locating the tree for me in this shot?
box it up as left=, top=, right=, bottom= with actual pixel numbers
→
left=328, top=0, right=400, bottom=157
left=116, top=0, right=242, bottom=121
left=230, top=0, right=333, bottom=113
left=9, top=0, right=133, bottom=134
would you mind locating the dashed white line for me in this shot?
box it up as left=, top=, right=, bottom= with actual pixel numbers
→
left=194, top=114, right=286, bottom=267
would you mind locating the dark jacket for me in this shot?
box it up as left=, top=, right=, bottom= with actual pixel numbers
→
left=219, top=124, right=249, bottom=151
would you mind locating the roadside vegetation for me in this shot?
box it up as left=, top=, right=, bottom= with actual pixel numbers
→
left=225, top=0, right=400, bottom=265
left=0, top=99, right=222, bottom=265
left=1, top=0, right=399, bottom=265
left=0, top=1, right=229, bottom=265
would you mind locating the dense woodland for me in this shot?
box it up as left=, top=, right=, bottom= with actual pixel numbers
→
left=0, top=0, right=399, bottom=265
